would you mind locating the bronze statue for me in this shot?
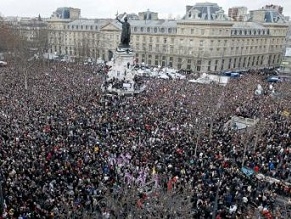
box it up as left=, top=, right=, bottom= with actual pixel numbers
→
left=116, top=16, right=131, bottom=48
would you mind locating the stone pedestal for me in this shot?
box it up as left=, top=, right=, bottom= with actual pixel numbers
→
left=101, top=47, right=146, bottom=95
left=107, top=47, right=134, bottom=80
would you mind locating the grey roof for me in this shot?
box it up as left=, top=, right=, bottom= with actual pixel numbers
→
left=264, top=10, right=286, bottom=23
left=249, top=9, right=287, bottom=23
left=129, top=19, right=177, bottom=27
left=69, top=19, right=110, bottom=25
left=67, top=19, right=111, bottom=31
left=184, top=2, right=229, bottom=21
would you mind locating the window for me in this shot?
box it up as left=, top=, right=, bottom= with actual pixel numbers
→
left=147, top=27, right=150, bottom=33
left=170, top=46, right=174, bottom=53
left=190, top=39, right=193, bottom=46
left=141, top=27, right=144, bottom=32
left=163, top=38, right=167, bottom=43
left=155, top=44, right=159, bottom=52
left=161, top=28, right=165, bottom=33
left=168, top=28, right=172, bottom=33
left=208, top=60, right=211, bottom=71
left=201, top=29, right=205, bottom=35
left=154, top=27, right=157, bottom=33
left=169, top=57, right=173, bottom=67
left=163, top=45, right=167, bottom=52
left=134, top=27, right=137, bottom=32
left=187, top=59, right=191, bottom=70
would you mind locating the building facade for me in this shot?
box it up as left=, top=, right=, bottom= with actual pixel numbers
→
left=47, top=2, right=289, bottom=72
left=2, top=15, right=48, bottom=58
left=228, top=7, right=248, bottom=22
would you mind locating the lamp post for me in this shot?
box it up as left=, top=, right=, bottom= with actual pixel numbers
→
left=0, top=174, right=4, bottom=217
left=212, top=179, right=222, bottom=219
left=194, top=117, right=200, bottom=157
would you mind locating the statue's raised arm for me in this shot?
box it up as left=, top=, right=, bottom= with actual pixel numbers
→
left=116, top=15, right=131, bottom=48
left=116, top=16, right=123, bottom=24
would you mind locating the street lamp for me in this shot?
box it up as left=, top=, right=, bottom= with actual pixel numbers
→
left=0, top=174, right=4, bottom=216
left=212, top=179, right=222, bottom=219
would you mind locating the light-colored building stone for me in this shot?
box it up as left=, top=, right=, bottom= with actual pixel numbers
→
left=228, top=7, right=248, bottom=22
left=47, top=2, right=289, bottom=72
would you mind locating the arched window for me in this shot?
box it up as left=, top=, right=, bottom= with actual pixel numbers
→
left=160, top=28, right=165, bottom=33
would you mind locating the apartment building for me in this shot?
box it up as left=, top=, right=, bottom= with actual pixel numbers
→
left=2, top=15, right=48, bottom=56
left=228, top=6, right=248, bottom=22
left=47, top=2, right=289, bottom=72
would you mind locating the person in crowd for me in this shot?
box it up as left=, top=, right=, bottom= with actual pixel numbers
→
left=0, top=63, right=290, bottom=218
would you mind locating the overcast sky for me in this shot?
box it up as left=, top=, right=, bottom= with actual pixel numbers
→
left=1, top=0, right=291, bottom=19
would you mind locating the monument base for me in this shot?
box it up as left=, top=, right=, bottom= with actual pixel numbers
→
left=101, top=46, right=146, bottom=96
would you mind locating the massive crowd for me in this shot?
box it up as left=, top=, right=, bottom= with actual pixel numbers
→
left=0, top=62, right=291, bottom=218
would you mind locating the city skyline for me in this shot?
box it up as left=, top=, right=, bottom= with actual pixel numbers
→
left=1, top=0, right=291, bottom=19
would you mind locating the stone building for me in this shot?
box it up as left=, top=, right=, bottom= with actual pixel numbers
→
left=228, top=6, right=248, bottom=22
left=47, top=2, right=289, bottom=72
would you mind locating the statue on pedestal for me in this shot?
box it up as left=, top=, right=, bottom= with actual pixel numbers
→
left=116, top=15, right=131, bottom=48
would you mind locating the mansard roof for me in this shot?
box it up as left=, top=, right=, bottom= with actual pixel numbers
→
left=184, top=2, right=229, bottom=21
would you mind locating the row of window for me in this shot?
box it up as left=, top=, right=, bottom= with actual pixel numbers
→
left=231, top=29, right=270, bottom=36
left=132, top=26, right=177, bottom=34
left=65, top=24, right=98, bottom=31
left=135, top=53, right=280, bottom=71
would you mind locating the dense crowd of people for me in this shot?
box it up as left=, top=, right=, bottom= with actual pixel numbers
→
left=0, top=62, right=291, bottom=218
